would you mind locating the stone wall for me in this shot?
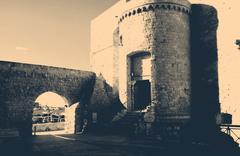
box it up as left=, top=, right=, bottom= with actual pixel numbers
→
left=0, top=61, right=95, bottom=136
left=89, top=75, right=124, bottom=124
left=33, top=122, right=65, bottom=132
left=65, top=103, right=82, bottom=134
left=90, top=0, right=220, bottom=141
left=0, top=61, right=124, bottom=137
left=118, top=0, right=191, bottom=124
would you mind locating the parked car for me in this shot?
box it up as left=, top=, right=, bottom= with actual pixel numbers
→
left=59, top=115, right=65, bottom=122
left=51, top=114, right=60, bottom=122
left=32, top=114, right=43, bottom=124
left=42, top=113, right=51, bottom=123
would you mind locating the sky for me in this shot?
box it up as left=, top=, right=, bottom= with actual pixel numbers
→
left=1, top=0, right=240, bottom=123
left=35, top=91, right=68, bottom=107
left=0, top=0, right=118, bottom=70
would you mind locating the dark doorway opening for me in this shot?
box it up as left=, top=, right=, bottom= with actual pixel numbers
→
left=133, top=80, right=151, bottom=111
left=127, top=51, right=151, bottom=111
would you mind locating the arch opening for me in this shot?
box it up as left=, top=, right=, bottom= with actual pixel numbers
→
left=32, top=91, right=69, bottom=135
left=127, top=51, right=152, bottom=111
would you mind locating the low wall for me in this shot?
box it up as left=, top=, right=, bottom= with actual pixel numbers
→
left=32, top=122, right=65, bottom=132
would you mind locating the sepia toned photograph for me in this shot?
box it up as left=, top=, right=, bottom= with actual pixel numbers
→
left=0, top=0, right=240, bottom=155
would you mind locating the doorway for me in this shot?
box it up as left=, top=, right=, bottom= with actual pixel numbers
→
left=133, top=80, right=151, bottom=111
left=127, top=51, right=151, bottom=111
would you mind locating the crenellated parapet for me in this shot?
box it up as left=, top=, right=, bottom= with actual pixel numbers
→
left=119, top=2, right=191, bottom=23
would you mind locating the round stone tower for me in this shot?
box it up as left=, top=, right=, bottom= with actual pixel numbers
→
left=117, top=0, right=191, bottom=139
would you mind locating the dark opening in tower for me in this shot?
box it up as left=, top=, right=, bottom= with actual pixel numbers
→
left=127, top=51, right=151, bottom=111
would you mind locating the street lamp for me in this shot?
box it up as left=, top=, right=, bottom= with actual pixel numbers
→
left=235, top=40, right=240, bottom=49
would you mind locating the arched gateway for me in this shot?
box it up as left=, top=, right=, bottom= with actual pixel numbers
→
left=0, top=61, right=96, bottom=137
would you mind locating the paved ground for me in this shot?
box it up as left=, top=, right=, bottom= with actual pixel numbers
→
left=32, top=134, right=166, bottom=156
left=0, top=134, right=167, bottom=156
left=0, top=134, right=240, bottom=156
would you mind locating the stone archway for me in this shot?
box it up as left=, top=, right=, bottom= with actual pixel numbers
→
left=32, top=91, right=69, bottom=135
left=0, top=61, right=124, bottom=137
left=0, top=61, right=96, bottom=137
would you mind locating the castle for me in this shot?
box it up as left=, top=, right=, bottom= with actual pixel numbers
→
left=0, top=0, right=221, bottom=143
left=91, top=0, right=220, bottom=140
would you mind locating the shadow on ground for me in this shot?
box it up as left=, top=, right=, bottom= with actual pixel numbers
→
left=0, top=134, right=240, bottom=156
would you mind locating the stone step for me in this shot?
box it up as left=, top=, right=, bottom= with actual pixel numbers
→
left=110, top=112, right=145, bottom=135
left=117, top=112, right=143, bottom=122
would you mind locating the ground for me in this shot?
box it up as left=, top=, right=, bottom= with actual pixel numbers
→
left=1, top=134, right=165, bottom=156
left=0, top=134, right=240, bottom=156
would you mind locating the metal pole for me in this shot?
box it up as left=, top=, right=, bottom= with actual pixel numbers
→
left=34, top=126, right=37, bottom=136
left=227, top=125, right=231, bottom=135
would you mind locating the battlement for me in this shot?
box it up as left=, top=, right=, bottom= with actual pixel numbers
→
left=122, top=0, right=190, bottom=6
left=119, top=2, right=191, bottom=23
left=119, top=0, right=190, bottom=18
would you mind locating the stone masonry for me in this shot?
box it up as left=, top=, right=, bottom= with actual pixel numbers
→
left=91, top=0, right=220, bottom=140
left=0, top=61, right=95, bottom=136
left=0, top=61, right=122, bottom=136
left=0, top=0, right=220, bottom=141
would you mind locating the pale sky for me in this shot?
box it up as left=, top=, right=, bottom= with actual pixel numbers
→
left=1, top=0, right=240, bottom=123
left=35, top=92, right=68, bottom=107
left=0, top=0, right=118, bottom=70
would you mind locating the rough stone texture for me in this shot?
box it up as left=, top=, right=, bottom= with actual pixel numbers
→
left=118, top=1, right=191, bottom=111
left=0, top=61, right=96, bottom=136
left=65, top=103, right=82, bottom=134
left=190, top=4, right=220, bottom=141
left=118, top=0, right=191, bottom=140
left=0, top=61, right=124, bottom=137
left=91, top=0, right=221, bottom=141
left=89, top=75, right=124, bottom=124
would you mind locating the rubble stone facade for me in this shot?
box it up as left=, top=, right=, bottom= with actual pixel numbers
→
left=91, top=0, right=220, bottom=140
left=0, top=61, right=122, bottom=136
